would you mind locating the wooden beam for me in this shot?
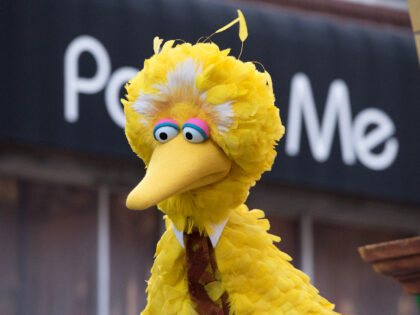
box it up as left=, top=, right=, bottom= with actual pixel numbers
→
left=359, top=236, right=420, bottom=295
left=408, top=0, right=420, bottom=65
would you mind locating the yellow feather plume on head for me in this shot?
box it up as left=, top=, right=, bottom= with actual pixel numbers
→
left=123, top=13, right=285, bottom=232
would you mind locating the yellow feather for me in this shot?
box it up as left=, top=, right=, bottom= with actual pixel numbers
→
left=214, top=9, right=247, bottom=43
left=264, top=70, right=273, bottom=89
left=204, top=281, right=225, bottom=301
left=153, top=36, right=163, bottom=54
left=161, top=39, right=175, bottom=53
left=237, top=9, right=248, bottom=42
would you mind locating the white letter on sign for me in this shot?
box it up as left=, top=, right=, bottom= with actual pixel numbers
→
left=353, top=108, right=399, bottom=171
left=286, top=73, right=356, bottom=165
left=104, top=67, right=137, bottom=128
left=64, top=35, right=111, bottom=123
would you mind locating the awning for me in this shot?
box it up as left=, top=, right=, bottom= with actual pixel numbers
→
left=1, top=0, right=419, bottom=202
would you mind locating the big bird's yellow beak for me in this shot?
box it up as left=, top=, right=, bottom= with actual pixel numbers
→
left=126, top=134, right=231, bottom=210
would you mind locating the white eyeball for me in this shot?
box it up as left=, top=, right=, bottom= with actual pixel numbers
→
left=154, top=125, right=179, bottom=143
left=183, top=126, right=206, bottom=143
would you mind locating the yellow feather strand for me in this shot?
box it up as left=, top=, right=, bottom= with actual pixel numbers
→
left=237, top=9, right=248, bottom=42
left=153, top=36, right=163, bottom=54
left=213, top=9, right=247, bottom=45
left=215, top=17, right=240, bottom=35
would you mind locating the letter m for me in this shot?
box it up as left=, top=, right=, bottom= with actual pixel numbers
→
left=285, top=73, right=356, bottom=165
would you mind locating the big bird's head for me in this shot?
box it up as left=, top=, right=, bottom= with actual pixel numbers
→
left=123, top=12, right=285, bottom=233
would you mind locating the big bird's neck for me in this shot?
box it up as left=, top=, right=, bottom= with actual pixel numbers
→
left=158, top=182, right=250, bottom=235
left=166, top=208, right=233, bottom=237
left=158, top=171, right=253, bottom=234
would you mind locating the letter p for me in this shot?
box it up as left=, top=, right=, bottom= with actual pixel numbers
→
left=64, top=35, right=111, bottom=123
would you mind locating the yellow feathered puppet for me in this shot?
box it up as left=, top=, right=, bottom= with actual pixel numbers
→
left=123, top=10, right=339, bottom=315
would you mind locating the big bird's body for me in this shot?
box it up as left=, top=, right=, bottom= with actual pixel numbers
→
left=123, top=12, right=339, bottom=314
left=144, top=206, right=335, bottom=314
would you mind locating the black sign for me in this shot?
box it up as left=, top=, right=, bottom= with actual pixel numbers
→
left=1, top=0, right=420, bottom=202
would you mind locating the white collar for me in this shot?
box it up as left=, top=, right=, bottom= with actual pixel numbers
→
left=172, top=217, right=229, bottom=249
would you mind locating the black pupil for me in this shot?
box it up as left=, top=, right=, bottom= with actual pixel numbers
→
left=186, top=132, right=193, bottom=140
left=159, top=132, right=168, bottom=140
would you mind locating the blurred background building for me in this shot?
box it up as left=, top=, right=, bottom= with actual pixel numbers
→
left=1, top=0, right=419, bottom=314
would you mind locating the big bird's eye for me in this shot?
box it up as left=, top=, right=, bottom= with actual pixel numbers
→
left=182, top=118, right=209, bottom=143
left=153, top=119, right=180, bottom=143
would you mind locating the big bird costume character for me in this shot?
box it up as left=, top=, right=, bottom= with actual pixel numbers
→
left=123, top=10, right=339, bottom=315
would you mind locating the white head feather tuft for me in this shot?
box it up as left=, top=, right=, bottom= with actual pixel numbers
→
left=132, top=59, right=235, bottom=133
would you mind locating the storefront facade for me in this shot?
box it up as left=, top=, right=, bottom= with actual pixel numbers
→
left=1, top=0, right=420, bottom=314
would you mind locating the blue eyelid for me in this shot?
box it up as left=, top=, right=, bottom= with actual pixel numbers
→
left=182, top=123, right=208, bottom=140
